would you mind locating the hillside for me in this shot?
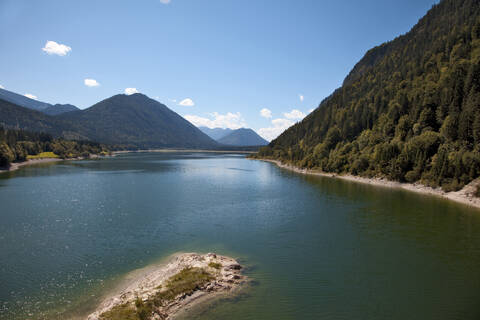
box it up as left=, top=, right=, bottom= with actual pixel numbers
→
left=199, top=127, right=233, bottom=140
left=218, top=128, right=268, bottom=146
left=256, top=0, right=480, bottom=191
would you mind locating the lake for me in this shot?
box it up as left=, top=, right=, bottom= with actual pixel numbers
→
left=1, top=152, right=480, bottom=319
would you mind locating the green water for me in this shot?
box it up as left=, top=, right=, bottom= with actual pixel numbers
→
left=1, top=152, right=480, bottom=319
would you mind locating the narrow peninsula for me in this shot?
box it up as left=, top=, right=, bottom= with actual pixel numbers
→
left=88, top=253, right=246, bottom=320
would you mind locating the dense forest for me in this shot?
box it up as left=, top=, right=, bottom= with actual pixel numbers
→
left=256, top=0, right=480, bottom=192
left=0, top=127, right=110, bottom=168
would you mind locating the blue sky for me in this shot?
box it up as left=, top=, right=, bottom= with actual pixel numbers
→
left=0, top=0, right=438, bottom=140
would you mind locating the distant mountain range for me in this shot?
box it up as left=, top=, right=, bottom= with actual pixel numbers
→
left=200, top=127, right=268, bottom=146
left=0, top=88, right=268, bottom=149
left=0, top=93, right=218, bottom=149
left=199, top=127, right=233, bottom=140
left=0, top=88, right=79, bottom=115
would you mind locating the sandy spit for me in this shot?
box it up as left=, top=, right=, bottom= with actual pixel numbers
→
left=257, top=158, right=480, bottom=210
left=87, top=252, right=247, bottom=320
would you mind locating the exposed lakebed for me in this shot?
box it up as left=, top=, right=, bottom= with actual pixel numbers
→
left=1, top=152, right=480, bottom=319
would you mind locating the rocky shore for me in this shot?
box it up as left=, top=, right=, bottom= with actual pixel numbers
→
left=87, top=253, right=246, bottom=320
left=258, top=159, right=480, bottom=210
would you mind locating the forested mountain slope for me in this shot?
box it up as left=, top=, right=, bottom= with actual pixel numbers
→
left=256, top=0, right=480, bottom=191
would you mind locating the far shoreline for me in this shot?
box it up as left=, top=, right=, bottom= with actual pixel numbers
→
left=112, top=149, right=257, bottom=155
left=0, top=149, right=255, bottom=175
left=255, top=158, right=480, bottom=210
left=0, top=154, right=106, bottom=174
left=0, top=158, right=65, bottom=174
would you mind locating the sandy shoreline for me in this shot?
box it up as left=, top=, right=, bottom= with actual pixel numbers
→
left=0, top=158, right=65, bottom=173
left=257, top=158, right=480, bottom=210
left=0, top=155, right=107, bottom=174
left=87, top=252, right=246, bottom=320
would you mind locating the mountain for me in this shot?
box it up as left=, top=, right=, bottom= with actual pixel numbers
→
left=0, top=88, right=51, bottom=112
left=199, top=127, right=233, bottom=140
left=0, top=88, right=79, bottom=115
left=256, top=0, right=480, bottom=192
left=57, top=93, right=218, bottom=148
left=0, top=93, right=219, bottom=149
left=42, top=104, right=79, bottom=116
left=218, top=128, right=268, bottom=146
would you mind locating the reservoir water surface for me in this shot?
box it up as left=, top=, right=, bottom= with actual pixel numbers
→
left=1, top=152, right=480, bottom=319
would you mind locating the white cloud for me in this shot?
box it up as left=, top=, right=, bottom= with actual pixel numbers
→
left=258, top=118, right=295, bottom=142
left=84, top=78, right=100, bottom=87
left=178, top=98, right=195, bottom=107
left=160, top=0, right=171, bottom=3
left=283, top=109, right=306, bottom=120
left=42, top=41, right=72, bottom=56
left=184, top=112, right=247, bottom=129
left=0, top=85, right=3, bottom=89
left=260, top=108, right=272, bottom=118
left=24, top=93, right=38, bottom=100
left=125, top=88, right=139, bottom=95
left=309, top=108, right=315, bottom=113
left=257, top=109, right=307, bottom=141
left=169, top=98, right=177, bottom=103
left=299, top=94, right=304, bottom=102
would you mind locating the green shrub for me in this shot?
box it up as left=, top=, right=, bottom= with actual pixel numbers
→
left=208, top=262, right=222, bottom=270
left=99, top=267, right=214, bottom=320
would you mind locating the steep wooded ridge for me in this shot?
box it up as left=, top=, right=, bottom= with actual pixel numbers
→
left=257, top=0, right=480, bottom=191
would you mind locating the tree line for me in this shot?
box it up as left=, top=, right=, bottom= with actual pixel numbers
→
left=0, top=127, right=110, bottom=168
